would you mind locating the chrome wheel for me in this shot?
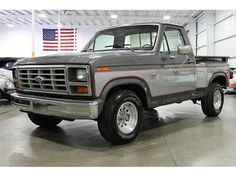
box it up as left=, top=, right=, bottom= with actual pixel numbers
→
left=213, top=89, right=222, bottom=110
left=117, top=101, right=138, bottom=134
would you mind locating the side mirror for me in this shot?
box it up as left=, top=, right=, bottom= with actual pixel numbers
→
left=177, top=45, right=192, bottom=55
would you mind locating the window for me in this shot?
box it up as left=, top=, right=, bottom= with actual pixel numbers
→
left=164, top=28, right=185, bottom=52
left=84, top=25, right=159, bottom=52
left=125, top=34, right=140, bottom=48
left=160, top=35, right=169, bottom=53
left=125, top=32, right=158, bottom=48
left=93, top=34, right=115, bottom=51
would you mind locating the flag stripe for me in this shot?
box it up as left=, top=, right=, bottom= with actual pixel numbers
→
left=43, top=49, right=58, bottom=51
left=55, top=31, right=76, bottom=34
left=43, top=42, right=76, bottom=45
left=56, top=28, right=76, bottom=31
left=61, top=49, right=75, bottom=51
left=43, top=45, right=75, bottom=48
left=57, top=38, right=75, bottom=41
left=55, top=35, right=75, bottom=38
left=55, top=32, right=77, bottom=34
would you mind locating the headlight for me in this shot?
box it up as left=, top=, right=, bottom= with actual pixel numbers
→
left=76, top=69, right=87, bottom=82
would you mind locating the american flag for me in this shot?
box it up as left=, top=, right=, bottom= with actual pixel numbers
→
left=42, top=28, right=77, bottom=51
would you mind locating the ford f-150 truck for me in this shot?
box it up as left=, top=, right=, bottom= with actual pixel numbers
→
left=11, top=23, right=230, bottom=145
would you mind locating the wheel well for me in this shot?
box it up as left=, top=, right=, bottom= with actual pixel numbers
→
left=211, top=76, right=226, bottom=88
left=106, top=84, right=148, bottom=109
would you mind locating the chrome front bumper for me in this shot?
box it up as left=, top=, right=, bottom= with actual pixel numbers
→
left=11, top=92, right=102, bottom=120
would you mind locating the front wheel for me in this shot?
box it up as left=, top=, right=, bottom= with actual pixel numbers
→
left=98, top=90, right=143, bottom=145
left=28, top=113, right=62, bottom=128
left=201, top=83, right=224, bottom=117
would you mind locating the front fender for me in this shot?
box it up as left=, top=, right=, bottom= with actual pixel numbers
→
left=96, top=77, right=152, bottom=108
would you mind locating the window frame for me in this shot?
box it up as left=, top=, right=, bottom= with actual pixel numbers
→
left=82, top=24, right=161, bottom=52
left=159, top=26, right=186, bottom=54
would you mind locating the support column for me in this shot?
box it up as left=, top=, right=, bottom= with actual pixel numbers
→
left=57, top=10, right=61, bottom=53
left=31, top=10, right=35, bottom=57
left=188, top=20, right=197, bottom=55
left=205, top=10, right=215, bottom=56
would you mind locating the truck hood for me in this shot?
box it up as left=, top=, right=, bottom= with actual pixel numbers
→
left=15, top=50, right=154, bottom=66
left=15, top=52, right=99, bottom=65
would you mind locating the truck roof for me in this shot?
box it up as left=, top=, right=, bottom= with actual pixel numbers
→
left=99, top=22, right=183, bottom=31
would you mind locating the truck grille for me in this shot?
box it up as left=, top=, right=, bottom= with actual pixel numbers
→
left=18, top=67, right=68, bottom=93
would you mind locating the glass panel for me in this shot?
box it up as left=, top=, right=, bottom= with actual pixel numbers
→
left=85, top=25, right=159, bottom=52
left=151, top=32, right=157, bottom=45
left=165, top=28, right=184, bottom=52
left=125, top=34, right=140, bottom=47
left=140, top=33, right=151, bottom=47
left=160, top=37, right=169, bottom=53
left=94, top=35, right=114, bottom=51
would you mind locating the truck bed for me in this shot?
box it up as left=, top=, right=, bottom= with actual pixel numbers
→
left=195, top=56, right=229, bottom=63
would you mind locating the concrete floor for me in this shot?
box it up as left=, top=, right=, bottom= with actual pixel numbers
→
left=0, top=94, right=236, bottom=166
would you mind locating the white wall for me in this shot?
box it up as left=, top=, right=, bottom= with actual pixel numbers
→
left=190, top=10, right=236, bottom=68
left=196, top=14, right=207, bottom=55
left=0, top=24, right=105, bottom=57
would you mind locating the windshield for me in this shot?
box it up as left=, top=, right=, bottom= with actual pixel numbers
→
left=83, top=25, right=159, bottom=52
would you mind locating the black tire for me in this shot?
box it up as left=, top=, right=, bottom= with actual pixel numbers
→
left=201, top=83, right=224, bottom=117
left=98, top=90, right=143, bottom=145
left=28, top=113, right=62, bottom=128
left=0, top=90, right=2, bottom=100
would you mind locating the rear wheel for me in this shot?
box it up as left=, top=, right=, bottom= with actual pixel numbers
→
left=201, top=83, right=224, bottom=117
left=28, top=113, right=62, bottom=128
left=98, top=90, right=143, bottom=145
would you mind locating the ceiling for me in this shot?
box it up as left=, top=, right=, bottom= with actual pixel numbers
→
left=0, top=10, right=203, bottom=27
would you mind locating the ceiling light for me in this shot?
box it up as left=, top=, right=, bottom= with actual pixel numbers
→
left=6, top=24, right=14, bottom=27
left=38, top=13, right=47, bottom=18
left=163, top=15, right=171, bottom=20
left=110, top=14, right=118, bottom=19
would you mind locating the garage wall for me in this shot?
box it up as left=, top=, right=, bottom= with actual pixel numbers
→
left=0, top=24, right=105, bottom=57
left=190, top=10, right=236, bottom=68
left=214, top=10, right=236, bottom=67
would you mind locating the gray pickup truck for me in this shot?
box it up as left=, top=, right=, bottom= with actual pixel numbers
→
left=11, top=23, right=230, bottom=144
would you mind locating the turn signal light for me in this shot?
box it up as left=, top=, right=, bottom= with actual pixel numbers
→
left=96, top=66, right=110, bottom=72
left=76, top=86, right=88, bottom=94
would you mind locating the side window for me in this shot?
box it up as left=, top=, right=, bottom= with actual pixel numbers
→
left=160, top=35, right=169, bottom=53
left=88, top=42, right=94, bottom=51
left=164, top=28, right=185, bottom=53
left=94, top=34, right=114, bottom=51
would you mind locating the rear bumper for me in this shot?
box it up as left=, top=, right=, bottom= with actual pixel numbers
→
left=11, top=92, right=103, bottom=120
left=226, top=87, right=236, bottom=93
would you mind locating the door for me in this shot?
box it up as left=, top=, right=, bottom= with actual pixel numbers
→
left=159, top=27, right=196, bottom=101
